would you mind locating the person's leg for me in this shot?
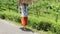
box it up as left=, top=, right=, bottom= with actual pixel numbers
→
left=24, top=25, right=26, bottom=31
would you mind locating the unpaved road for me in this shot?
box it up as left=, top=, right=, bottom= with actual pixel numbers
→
left=0, top=19, right=37, bottom=34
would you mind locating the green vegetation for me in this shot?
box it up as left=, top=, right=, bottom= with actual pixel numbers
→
left=0, top=0, right=60, bottom=34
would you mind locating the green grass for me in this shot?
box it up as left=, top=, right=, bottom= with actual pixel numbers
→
left=0, top=0, right=60, bottom=34
left=0, top=10, right=60, bottom=34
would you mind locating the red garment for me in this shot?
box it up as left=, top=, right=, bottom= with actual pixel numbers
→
left=21, top=17, right=28, bottom=26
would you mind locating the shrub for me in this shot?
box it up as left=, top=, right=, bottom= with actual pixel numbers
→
left=37, top=21, right=52, bottom=31
left=28, top=16, right=52, bottom=31
left=0, top=14, right=5, bottom=19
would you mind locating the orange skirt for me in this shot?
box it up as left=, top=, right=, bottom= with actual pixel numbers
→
left=21, top=17, right=28, bottom=26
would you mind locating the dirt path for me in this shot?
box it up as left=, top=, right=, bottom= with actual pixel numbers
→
left=0, top=19, right=37, bottom=34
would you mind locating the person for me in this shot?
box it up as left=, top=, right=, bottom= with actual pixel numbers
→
left=18, top=0, right=29, bottom=31
left=18, top=0, right=37, bottom=31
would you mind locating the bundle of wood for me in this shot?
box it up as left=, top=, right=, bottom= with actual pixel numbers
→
left=19, top=0, right=31, bottom=4
left=18, top=0, right=38, bottom=5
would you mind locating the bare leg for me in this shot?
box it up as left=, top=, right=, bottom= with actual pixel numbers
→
left=24, top=26, right=26, bottom=31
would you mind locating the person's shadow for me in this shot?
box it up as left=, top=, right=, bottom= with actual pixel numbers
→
left=19, top=27, right=34, bottom=33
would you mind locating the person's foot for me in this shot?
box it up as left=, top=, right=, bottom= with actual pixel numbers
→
left=24, top=28, right=26, bottom=31
left=24, top=26, right=26, bottom=31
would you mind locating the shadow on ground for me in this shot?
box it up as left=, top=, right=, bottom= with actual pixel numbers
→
left=19, top=27, right=34, bottom=33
